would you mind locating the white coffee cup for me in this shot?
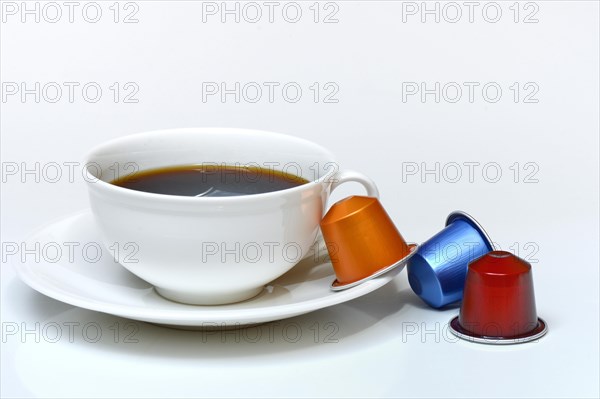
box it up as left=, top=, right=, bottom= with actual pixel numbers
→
left=84, top=128, right=379, bottom=305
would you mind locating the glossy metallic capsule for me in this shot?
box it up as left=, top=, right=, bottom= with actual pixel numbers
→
left=407, top=211, right=494, bottom=308
left=320, top=195, right=418, bottom=291
left=449, top=250, right=547, bottom=344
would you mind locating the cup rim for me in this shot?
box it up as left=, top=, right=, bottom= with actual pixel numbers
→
left=83, top=127, right=338, bottom=203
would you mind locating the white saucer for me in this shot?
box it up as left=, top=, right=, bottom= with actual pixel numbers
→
left=15, top=211, right=403, bottom=327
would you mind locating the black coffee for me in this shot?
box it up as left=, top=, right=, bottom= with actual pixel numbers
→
left=111, top=164, right=309, bottom=197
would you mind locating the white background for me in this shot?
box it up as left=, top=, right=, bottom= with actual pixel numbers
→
left=1, top=1, right=599, bottom=397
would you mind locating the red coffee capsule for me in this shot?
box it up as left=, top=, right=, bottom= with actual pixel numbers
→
left=449, top=251, right=547, bottom=344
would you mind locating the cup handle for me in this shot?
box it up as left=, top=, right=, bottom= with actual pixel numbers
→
left=304, top=170, right=380, bottom=261
left=329, top=169, right=380, bottom=198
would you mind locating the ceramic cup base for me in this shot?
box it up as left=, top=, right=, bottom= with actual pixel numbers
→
left=155, top=286, right=264, bottom=305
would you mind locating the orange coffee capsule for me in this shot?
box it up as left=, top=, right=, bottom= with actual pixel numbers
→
left=320, top=196, right=417, bottom=291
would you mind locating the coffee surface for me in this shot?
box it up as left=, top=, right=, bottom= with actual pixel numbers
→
left=111, top=164, right=309, bottom=197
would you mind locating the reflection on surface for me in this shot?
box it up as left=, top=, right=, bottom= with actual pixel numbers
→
left=6, top=274, right=412, bottom=397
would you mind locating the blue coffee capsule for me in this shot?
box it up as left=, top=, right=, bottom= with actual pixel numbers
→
left=407, top=211, right=494, bottom=308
